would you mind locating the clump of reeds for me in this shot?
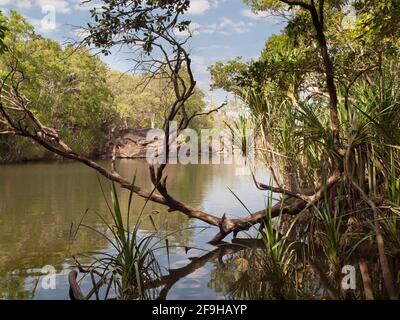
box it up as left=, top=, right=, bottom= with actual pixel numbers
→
left=70, top=176, right=163, bottom=300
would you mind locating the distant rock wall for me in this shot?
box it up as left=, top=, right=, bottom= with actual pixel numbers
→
left=103, top=128, right=228, bottom=159
left=104, top=128, right=155, bottom=159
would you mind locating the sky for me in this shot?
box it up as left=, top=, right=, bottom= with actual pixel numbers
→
left=0, top=0, right=285, bottom=103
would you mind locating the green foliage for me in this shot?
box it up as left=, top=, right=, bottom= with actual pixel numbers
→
left=209, top=57, right=247, bottom=95
left=107, top=70, right=170, bottom=129
left=0, top=10, right=210, bottom=162
left=211, top=0, right=400, bottom=182
left=243, top=0, right=286, bottom=11
left=108, top=70, right=210, bottom=130
left=244, top=0, right=347, bottom=11
left=72, top=178, right=163, bottom=300
left=258, top=192, right=297, bottom=285
left=210, top=34, right=315, bottom=99
left=0, top=11, right=115, bottom=160
left=314, top=201, right=345, bottom=272
left=224, top=0, right=400, bottom=297
left=355, top=0, right=400, bottom=42
left=225, top=114, right=254, bottom=156
left=0, top=11, right=7, bottom=54
left=85, top=0, right=191, bottom=55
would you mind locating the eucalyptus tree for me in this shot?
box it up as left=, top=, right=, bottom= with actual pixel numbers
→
left=0, top=11, right=115, bottom=160
left=108, top=69, right=210, bottom=130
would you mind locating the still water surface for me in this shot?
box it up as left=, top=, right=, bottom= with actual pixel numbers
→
left=0, top=160, right=268, bottom=299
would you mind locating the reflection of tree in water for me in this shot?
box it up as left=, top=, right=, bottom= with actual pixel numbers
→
left=0, top=219, right=109, bottom=299
left=69, top=243, right=245, bottom=300
left=0, top=160, right=225, bottom=298
left=209, top=249, right=280, bottom=300
left=0, top=162, right=117, bottom=298
left=68, top=239, right=339, bottom=301
left=0, top=272, right=34, bottom=299
left=117, top=161, right=224, bottom=246
left=208, top=248, right=324, bottom=300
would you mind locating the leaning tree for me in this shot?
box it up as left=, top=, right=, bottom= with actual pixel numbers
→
left=0, top=3, right=396, bottom=296
left=0, top=0, right=356, bottom=241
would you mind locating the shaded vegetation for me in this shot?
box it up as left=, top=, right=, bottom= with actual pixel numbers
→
left=209, top=0, right=400, bottom=299
left=0, top=10, right=209, bottom=162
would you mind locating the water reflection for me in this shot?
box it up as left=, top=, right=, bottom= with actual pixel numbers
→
left=0, top=160, right=268, bottom=299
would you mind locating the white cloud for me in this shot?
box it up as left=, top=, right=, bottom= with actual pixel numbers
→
left=17, top=0, right=33, bottom=9
left=211, top=0, right=227, bottom=8
left=241, top=9, right=271, bottom=20
left=177, top=18, right=254, bottom=37
left=71, top=27, right=90, bottom=39
left=0, top=0, right=12, bottom=5
left=187, top=0, right=210, bottom=15
left=28, top=16, right=58, bottom=34
left=196, top=44, right=231, bottom=52
left=191, top=54, right=212, bottom=95
left=191, top=55, right=209, bottom=75
left=186, top=0, right=228, bottom=15
left=196, top=17, right=254, bottom=35
left=218, top=17, right=254, bottom=34
left=72, top=0, right=102, bottom=11
left=36, top=0, right=71, bottom=14
left=241, top=8, right=286, bottom=24
left=175, top=21, right=201, bottom=38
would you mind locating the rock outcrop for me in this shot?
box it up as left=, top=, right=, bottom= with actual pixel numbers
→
left=104, top=128, right=155, bottom=159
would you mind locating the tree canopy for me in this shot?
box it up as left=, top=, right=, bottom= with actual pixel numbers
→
left=0, top=9, right=209, bottom=161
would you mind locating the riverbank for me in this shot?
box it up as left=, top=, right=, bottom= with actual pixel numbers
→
left=0, top=128, right=231, bottom=164
left=0, top=129, right=152, bottom=164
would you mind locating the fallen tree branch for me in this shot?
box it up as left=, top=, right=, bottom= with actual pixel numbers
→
left=209, top=168, right=343, bottom=244
left=2, top=110, right=344, bottom=243
left=69, top=241, right=262, bottom=300
left=252, top=171, right=312, bottom=201
left=1, top=66, right=343, bottom=244
left=182, top=101, right=227, bottom=128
